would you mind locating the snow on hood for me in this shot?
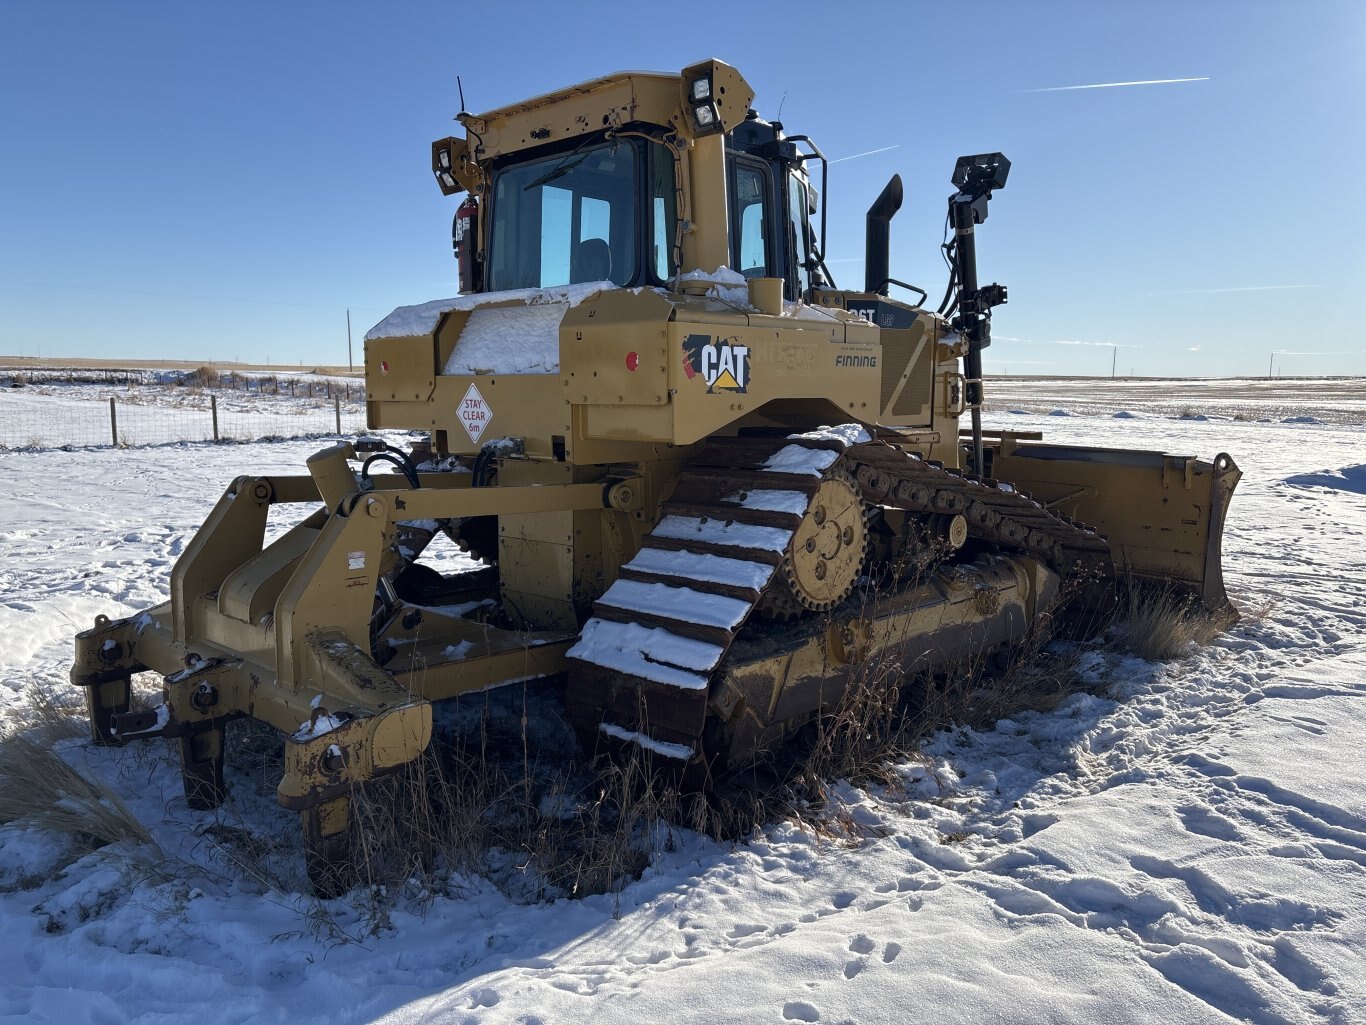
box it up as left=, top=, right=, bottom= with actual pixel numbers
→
left=364, top=282, right=615, bottom=342
left=442, top=304, right=567, bottom=375
left=676, top=266, right=755, bottom=309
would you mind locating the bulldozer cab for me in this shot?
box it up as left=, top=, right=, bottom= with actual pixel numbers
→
left=436, top=60, right=824, bottom=306
left=725, top=114, right=823, bottom=300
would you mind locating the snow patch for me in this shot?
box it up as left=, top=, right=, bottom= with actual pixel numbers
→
left=1283, top=464, right=1366, bottom=494
left=781, top=301, right=840, bottom=321
left=652, top=515, right=793, bottom=553
left=365, top=282, right=612, bottom=341
left=787, top=424, right=871, bottom=447
left=719, top=489, right=810, bottom=516
left=295, top=711, right=345, bottom=741
left=624, top=547, right=775, bottom=591
left=442, top=304, right=567, bottom=376
left=598, top=722, right=694, bottom=761
left=596, top=579, right=750, bottom=630
left=762, top=445, right=841, bottom=477
left=566, top=619, right=719, bottom=688
left=676, top=266, right=754, bottom=308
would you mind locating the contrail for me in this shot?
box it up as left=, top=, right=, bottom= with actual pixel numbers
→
left=1142, top=283, right=1322, bottom=296
left=830, top=144, right=901, bottom=164
left=1022, top=77, right=1209, bottom=93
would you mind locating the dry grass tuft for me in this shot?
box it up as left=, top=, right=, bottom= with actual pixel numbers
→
left=322, top=693, right=687, bottom=923
left=0, top=734, right=158, bottom=853
left=23, top=683, right=88, bottom=742
left=1110, top=582, right=1223, bottom=660
left=186, top=365, right=221, bottom=389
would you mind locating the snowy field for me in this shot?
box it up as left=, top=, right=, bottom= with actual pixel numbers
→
left=0, top=368, right=367, bottom=448
left=1, top=378, right=1364, bottom=1024
left=985, top=375, right=1363, bottom=427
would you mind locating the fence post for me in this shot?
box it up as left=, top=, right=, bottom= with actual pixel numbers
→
left=109, top=397, right=118, bottom=446
left=211, top=395, right=220, bottom=441
left=334, top=395, right=342, bottom=435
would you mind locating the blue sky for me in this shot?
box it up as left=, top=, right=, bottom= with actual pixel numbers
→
left=1, top=0, right=1362, bottom=377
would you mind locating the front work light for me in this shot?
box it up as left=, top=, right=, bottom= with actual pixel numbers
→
left=438, top=149, right=451, bottom=170
left=694, top=103, right=717, bottom=127
left=951, top=152, right=1010, bottom=193
left=691, top=76, right=712, bottom=102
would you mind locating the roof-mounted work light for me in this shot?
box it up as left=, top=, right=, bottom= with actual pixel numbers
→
left=678, top=60, right=754, bottom=138
left=688, top=72, right=720, bottom=132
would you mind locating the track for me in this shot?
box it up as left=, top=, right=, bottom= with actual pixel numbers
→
left=564, top=427, right=1115, bottom=770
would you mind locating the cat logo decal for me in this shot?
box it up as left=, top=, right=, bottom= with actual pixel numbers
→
left=682, top=334, right=751, bottom=394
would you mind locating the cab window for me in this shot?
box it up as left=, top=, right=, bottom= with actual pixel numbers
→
left=731, top=160, right=772, bottom=279
left=787, top=175, right=811, bottom=297
left=649, top=145, right=677, bottom=282
left=488, top=142, right=638, bottom=290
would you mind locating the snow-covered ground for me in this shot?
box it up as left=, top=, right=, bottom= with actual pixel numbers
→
left=985, top=375, right=1363, bottom=427
left=0, top=370, right=367, bottom=448
left=1, top=379, right=1364, bottom=1024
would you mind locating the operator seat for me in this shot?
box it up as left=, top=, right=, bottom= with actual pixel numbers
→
left=571, top=238, right=611, bottom=283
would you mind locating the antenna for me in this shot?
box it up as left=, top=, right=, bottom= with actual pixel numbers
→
left=776, top=89, right=788, bottom=121
left=457, top=75, right=467, bottom=115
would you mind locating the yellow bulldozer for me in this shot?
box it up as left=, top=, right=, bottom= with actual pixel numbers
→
left=72, top=60, right=1238, bottom=895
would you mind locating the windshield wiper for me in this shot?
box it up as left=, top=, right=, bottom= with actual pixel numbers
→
left=523, top=151, right=591, bottom=191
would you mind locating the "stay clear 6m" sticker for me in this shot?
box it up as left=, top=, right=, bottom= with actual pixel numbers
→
left=459, top=382, right=491, bottom=443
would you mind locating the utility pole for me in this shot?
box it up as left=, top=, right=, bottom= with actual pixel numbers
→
left=1111, top=346, right=1117, bottom=379
left=346, top=309, right=354, bottom=373
left=1268, top=353, right=1274, bottom=380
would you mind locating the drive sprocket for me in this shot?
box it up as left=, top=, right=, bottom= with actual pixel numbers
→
left=758, top=467, right=869, bottom=619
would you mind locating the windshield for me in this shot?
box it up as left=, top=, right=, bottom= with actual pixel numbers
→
left=487, top=141, right=638, bottom=291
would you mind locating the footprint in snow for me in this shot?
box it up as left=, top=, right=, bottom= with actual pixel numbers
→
left=783, top=1000, right=821, bottom=1022
left=467, top=988, right=500, bottom=1008
left=624, top=949, right=671, bottom=966
left=727, top=923, right=766, bottom=939
left=1020, top=812, right=1058, bottom=838
left=848, top=934, right=876, bottom=955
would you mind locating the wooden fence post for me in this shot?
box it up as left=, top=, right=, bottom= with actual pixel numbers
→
left=211, top=395, right=220, bottom=441
left=109, top=397, right=118, bottom=446
left=334, top=395, right=342, bottom=435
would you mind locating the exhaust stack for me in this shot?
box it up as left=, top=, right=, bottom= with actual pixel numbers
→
left=864, top=174, right=903, bottom=295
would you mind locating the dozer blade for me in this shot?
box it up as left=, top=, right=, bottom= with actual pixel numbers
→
left=990, top=441, right=1240, bottom=619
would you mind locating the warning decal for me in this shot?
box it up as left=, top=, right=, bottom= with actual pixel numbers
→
left=459, top=382, right=491, bottom=443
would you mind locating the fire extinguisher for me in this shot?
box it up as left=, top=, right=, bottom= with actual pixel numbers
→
left=452, top=195, right=482, bottom=294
